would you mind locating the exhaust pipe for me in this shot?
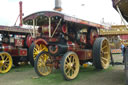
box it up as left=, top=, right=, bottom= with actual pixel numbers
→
left=54, top=0, right=62, bottom=12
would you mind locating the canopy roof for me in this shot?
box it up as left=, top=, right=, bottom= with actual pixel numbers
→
left=0, top=25, right=33, bottom=34
left=23, top=11, right=105, bottom=29
left=112, top=0, right=128, bottom=22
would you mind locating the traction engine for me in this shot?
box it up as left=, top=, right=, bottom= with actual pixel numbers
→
left=24, top=11, right=111, bottom=80
left=0, top=26, right=34, bottom=73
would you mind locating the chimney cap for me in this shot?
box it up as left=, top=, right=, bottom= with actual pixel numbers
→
left=54, top=7, right=62, bottom=11
left=54, top=0, right=62, bottom=12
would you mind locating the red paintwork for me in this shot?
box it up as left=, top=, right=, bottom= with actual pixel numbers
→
left=19, top=1, right=23, bottom=26
left=2, top=44, right=10, bottom=52
left=49, top=45, right=59, bottom=54
left=76, top=50, right=92, bottom=60
left=26, top=35, right=34, bottom=47
left=67, top=41, right=81, bottom=51
left=2, top=44, right=27, bottom=56
left=34, top=38, right=48, bottom=45
left=15, top=39, right=24, bottom=47
left=120, top=35, right=128, bottom=40
left=54, top=56, right=62, bottom=69
left=11, top=49, right=19, bottom=56
left=90, top=32, right=98, bottom=45
left=19, top=48, right=27, bottom=56
left=62, top=25, right=67, bottom=33
left=80, top=35, right=86, bottom=44
left=67, top=41, right=73, bottom=51
left=49, top=38, right=59, bottom=42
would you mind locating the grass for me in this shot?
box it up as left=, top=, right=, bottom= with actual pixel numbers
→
left=0, top=54, right=124, bottom=85
left=0, top=64, right=116, bottom=85
left=10, top=64, right=33, bottom=72
left=29, top=65, right=113, bottom=85
left=0, top=64, right=33, bottom=75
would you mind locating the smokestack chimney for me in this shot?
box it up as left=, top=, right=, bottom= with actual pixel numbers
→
left=19, top=1, right=23, bottom=26
left=54, top=0, right=62, bottom=12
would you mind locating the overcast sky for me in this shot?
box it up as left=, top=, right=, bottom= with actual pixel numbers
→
left=0, top=0, right=122, bottom=26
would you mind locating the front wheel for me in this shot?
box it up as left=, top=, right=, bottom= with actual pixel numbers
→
left=34, top=51, right=53, bottom=76
left=0, top=52, right=12, bottom=73
left=61, top=51, right=80, bottom=80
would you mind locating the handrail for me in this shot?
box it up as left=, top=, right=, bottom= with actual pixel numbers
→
left=51, top=18, right=62, bottom=37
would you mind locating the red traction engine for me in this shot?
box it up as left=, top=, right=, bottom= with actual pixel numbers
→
left=23, top=11, right=111, bottom=80
left=0, top=26, right=33, bottom=73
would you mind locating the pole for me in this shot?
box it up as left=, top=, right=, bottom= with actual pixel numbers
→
left=19, top=1, right=23, bottom=27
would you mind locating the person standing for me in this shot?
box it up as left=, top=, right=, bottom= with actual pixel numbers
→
left=121, top=42, right=125, bottom=63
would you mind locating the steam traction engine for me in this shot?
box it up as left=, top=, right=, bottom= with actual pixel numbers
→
left=23, top=11, right=111, bottom=80
left=0, top=26, right=33, bottom=73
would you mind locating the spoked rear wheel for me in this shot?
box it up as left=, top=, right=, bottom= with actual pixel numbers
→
left=0, top=52, right=12, bottom=73
left=61, top=51, right=80, bottom=80
left=93, top=37, right=110, bottom=69
left=34, top=51, right=53, bottom=76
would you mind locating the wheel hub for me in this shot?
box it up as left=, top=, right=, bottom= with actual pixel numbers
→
left=42, top=63, right=46, bottom=67
left=67, top=63, right=73, bottom=69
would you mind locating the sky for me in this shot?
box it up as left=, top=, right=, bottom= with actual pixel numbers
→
left=0, top=0, right=122, bottom=26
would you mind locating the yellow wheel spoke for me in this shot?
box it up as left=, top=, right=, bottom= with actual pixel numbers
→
left=101, top=57, right=108, bottom=62
left=66, top=69, right=71, bottom=76
left=65, top=64, right=68, bottom=69
left=4, top=57, right=9, bottom=62
left=102, top=45, right=107, bottom=50
left=101, top=60, right=105, bottom=66
left=1, top=55, right=5, bottom=60
left=71, top=68, right=75, bottom=76
left=42, top=66, right=45, bottom=73
left=38, top=63, right=42, bottom=67
left=2, top=66, right=5, bottom=70
left=103, top=52, right=109, bottom=55
left=3, top=64, right=8, bottom=69
left=46, top=66, right=51, bottom=72
left=72, top=57, right=75, bottom=64
left=35, top=44, right=39, bottom=49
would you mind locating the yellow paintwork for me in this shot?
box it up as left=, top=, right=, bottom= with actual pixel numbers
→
left=33, top=44, right=48, bottom=60
left=0, top=52, right=12, bottom=73
left=37, top=53, right=52, bottom=76
left=64, top=53, right=79, bottom=79
left=100, top=39, right=110, bottom=69
left=83, top=63, right=88, bottom=68
left=100, top=25, right=128, bottom=35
